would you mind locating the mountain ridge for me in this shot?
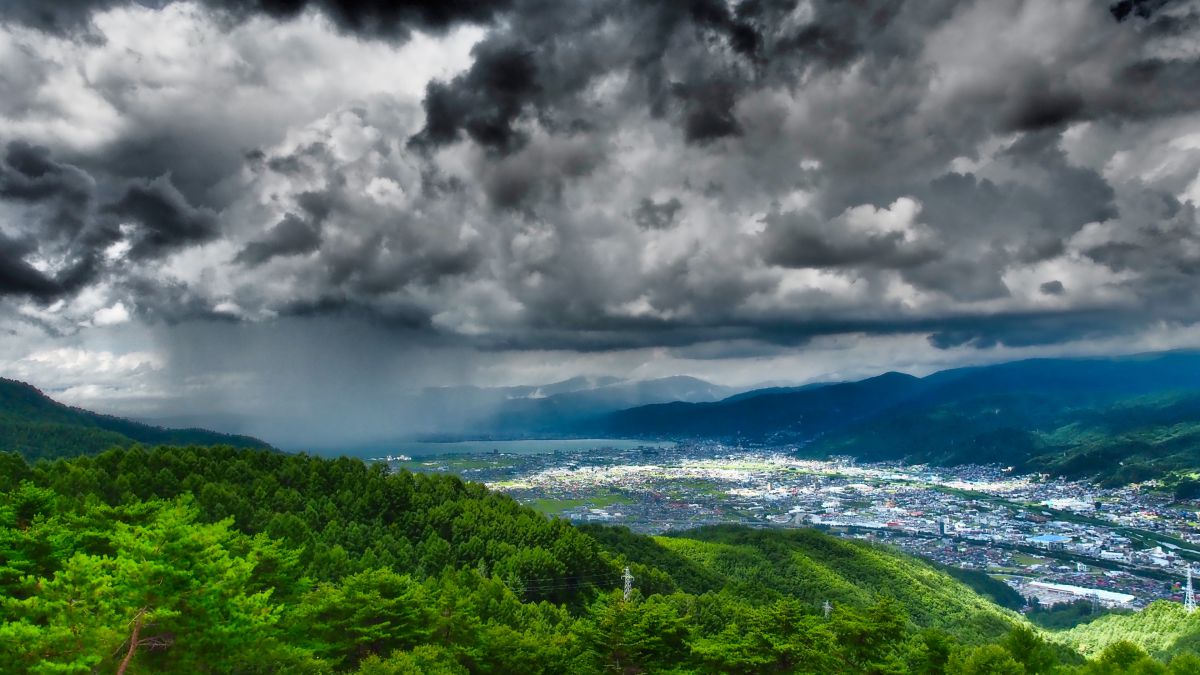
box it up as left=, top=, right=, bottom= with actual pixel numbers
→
left=586, top=351, right=1200, bottom=484
left=0, top=377, right=273, bottom=461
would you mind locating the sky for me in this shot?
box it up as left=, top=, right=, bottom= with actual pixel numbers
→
left=1, top=0, right=1200, bottom=446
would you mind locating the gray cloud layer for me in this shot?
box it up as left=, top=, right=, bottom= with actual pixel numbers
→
left=0, top=0, right=513, bottom=38
left=1, top=0, right=1200, bottom=359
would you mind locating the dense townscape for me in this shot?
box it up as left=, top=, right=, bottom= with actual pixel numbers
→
left=390, top=442, right=1200, bottom=609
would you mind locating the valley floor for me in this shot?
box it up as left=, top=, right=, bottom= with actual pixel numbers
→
left=387, top=441, right=1200, bottom=610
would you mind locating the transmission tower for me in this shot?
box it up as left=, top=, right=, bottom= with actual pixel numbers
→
left=823, top=600, right=832, bottom=619
left=622, top=566, right=634, bottom=602
left=1187, top=566, right=1196, bottom=614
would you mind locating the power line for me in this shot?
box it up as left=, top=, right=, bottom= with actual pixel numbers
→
left=500, top=571, right=624, bottom=594
left=515, top=573, right=622, bottom=584
left=495, top=568, right=632, bottom=596
left=518, top=579, right=622, bottom=592
left=501, top=571, right=623, bottom=584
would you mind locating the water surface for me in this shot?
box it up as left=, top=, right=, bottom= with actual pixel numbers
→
left=327, top=438, right=675, bottom=459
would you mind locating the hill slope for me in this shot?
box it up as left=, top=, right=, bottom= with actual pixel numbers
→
left=597, top=371, right=923, bottom=442
left=0, top=378, right=272, bottom=461
left=0, top=444, right=1118, bottom=673
left=6, top=445, right=1200, bottom=672
left=1057, top=600, right=1200, bottom=659
left=815, top=389, right=1200, bottom=484
left=585, top=524, right=1018, bottom=641
left=596, top=352, right=1200, bottom=484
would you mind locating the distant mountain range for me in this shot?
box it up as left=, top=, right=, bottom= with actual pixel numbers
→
left=0, top=372, right=745, bottom=457
left=589, top=351, right=1200, bottom=485
left=9, top=351, right=1200, bottom=485
left=350, top=375, right=742, bottom=446
left=0, top=378, right=272, bottom=461
left=471, top=374, right=740, bottom=435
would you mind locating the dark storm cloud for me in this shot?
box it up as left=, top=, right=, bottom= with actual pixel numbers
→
left=988, top=33, right=1200, bottom=134
left=0, top=140, right=232, bottom=304
left=672, top=78, right=743, bottom=143
left=0, top=237, right=98, bottom=302
left=1040, top=280, right=1066, bottom=296
left=410, top=0, right=793, bottom=154
left=1081, top=194, right=1200, bottom=284
left=1108, top=56, right=1200, bottom=121
left=762, top=208, right=939, bottom=271
left=1111, top=0, right=1175, bottom=22
left=2, top=0, right=1200, bottom=356
left=0, top=142, right=106, bottom=301
left=633, top=197, right=683, bottom=230
left=0, top=235, right=62, bottom=299
left=103, top=176, right=219, bottom=260
left=921, top=142, right=1119, bottom=252
left=414, top=40, right=540, bottom=153
left=903, top=256, right=1012, bottom=303
left=459, top=305, right=1163, bottom=354
left=479, top=133, right=606, bottom=208
left=1001, top=85, right=1086, bottom=132
left=75, top=130, right=242, bottom=210
left=828, top=130, right=1122, bottom=303
left=0, top=141, right=94, bottom=239
left=216, top=100, right=489, bottom=325
left=1030, top=5, right=1200, bottom=127
left=279, top=0, right=1200, bottom=349
left=0, top=0, right=512, bottom=38
left=227, top=0, right=514, bottom=38
left=0, top=0, right=122, bottom=35
left=920, top=307, right=1176, bottom=350
left=234, top=213, right=322, bottom=265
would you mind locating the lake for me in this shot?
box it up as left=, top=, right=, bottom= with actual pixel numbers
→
left=330, top=438, right=675, bottom=459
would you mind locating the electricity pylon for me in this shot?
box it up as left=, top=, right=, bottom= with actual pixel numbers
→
left=1187, top=566, right=1196, bottom=614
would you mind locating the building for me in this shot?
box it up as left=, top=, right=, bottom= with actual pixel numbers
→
left=1025, top=582, right=1135, bottom=608
left=1028, top=534, right=1071, bottom=550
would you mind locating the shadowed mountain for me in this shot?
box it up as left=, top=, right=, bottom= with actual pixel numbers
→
left=0, top=378, right=273, bottom=461
left=718, top=380, right=839, bottom=403
left=593, top=352, right=1200, bottom=484
left=479, top=375, right=740, bottom=435
left=595, top=371, right=923, bottom=442
left=352, top=375, right=742, bottom=445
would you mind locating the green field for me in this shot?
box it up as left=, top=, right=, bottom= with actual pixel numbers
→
left=525, top=490, right=635, bottom=515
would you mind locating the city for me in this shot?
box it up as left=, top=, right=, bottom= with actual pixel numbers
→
left=386, top=442, right=1200, bottom=610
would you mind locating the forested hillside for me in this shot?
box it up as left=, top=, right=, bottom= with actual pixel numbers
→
left=587, top=525, right=1017, bottom=639
left=599, top=371, right=924, bottom=441
left=1058, top=601, right=1200, bottom=660
left=0, top=378, right=271, bottom=461
left=3, top=445, right=1200, bottom=673
left=812, top=390, right=1200, bottom=486
left=598, top=353, right=1200, bottom=485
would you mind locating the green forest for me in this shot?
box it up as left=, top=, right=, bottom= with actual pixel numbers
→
left=596, top=354, right=1200, bottom=487
left=3, top=445, right=1200, bottom=673
left=810, top=390, right=1200, bottom=488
